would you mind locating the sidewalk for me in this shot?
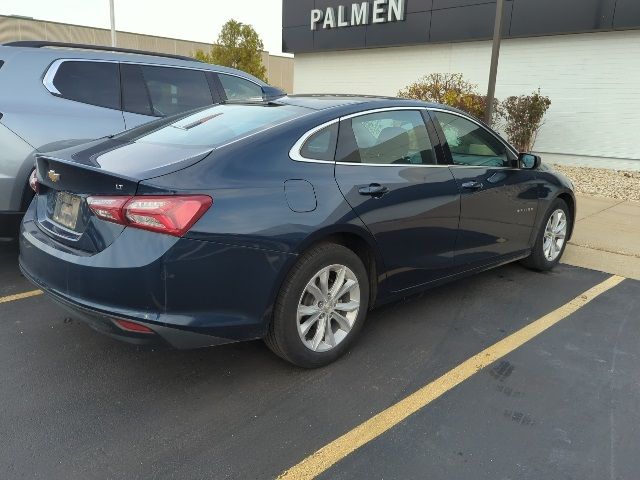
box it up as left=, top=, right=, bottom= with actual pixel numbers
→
left=536, top=153, right=640, bottom=172
left=561, top=194, right=640, bottom=280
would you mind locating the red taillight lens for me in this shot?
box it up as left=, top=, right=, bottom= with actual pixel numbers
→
left=87, top=196, right=131, bottom=223
left=28, top=169, right=39, bottom=193
left=113, top=319, right=155, bottom=334
left=124, top=196, right=213, bottom=236
left=86, top=195, right=212, bottom=237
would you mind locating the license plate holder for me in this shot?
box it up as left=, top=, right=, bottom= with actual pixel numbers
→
left=52, top=192, right=82, bottom=230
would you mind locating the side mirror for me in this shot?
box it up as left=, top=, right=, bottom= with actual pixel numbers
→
left=518, top=153, right=541, bottom=169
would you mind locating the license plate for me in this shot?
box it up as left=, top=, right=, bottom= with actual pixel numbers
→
left=52, top=192, right=82, bottom=230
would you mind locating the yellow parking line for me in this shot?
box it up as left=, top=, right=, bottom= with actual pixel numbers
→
left=0, top=289, right=43, bottom=304
left=277, top=274, right=625, bottom=480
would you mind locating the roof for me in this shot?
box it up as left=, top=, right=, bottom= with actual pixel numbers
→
left=278, top=94, right=438, bottom=111
left=0, top=41, right=269, bottom=86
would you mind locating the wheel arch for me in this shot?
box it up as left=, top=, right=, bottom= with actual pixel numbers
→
left=556, top=191, right=576, bottom=240
left=262, top=224, right=384, bottom=335
left=296, top=225, right=383, bottom=309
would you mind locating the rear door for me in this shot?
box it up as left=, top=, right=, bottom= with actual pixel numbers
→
left=430, top=109, right=539, bottom=266
left=120, top=64, right=220, bottom=129
left=334, top=108, right=460, bottom=293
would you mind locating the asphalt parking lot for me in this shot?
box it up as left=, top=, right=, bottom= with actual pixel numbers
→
left=1, top=238, right=639, bottom=480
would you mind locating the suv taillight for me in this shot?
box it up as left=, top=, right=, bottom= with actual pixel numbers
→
left=87, top=195, right=212, bottom=237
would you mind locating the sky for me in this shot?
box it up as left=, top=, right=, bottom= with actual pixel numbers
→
left=1, top=0, right=290, bottom=56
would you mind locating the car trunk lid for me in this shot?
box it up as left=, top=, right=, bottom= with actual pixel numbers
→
left=34, top=145, right=212, bottom=253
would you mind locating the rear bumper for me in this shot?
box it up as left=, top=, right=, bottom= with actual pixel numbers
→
left=20, top=264, right=233, bottom=348
left=19, top=203, right=297, bottom=348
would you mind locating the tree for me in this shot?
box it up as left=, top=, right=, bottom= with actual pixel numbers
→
left=194, top=19, right=267, bottom=82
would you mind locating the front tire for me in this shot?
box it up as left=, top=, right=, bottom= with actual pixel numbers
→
left=265, top=243, right=369, bottom=368
left=522, top=198, right=571, bottom=271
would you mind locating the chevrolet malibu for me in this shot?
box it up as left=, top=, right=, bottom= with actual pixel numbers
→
left=19, top=95, right=575, bottom=368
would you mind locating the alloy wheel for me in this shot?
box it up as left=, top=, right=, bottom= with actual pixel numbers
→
left=296, top=264, right=361, bottom=352
left=543, top=209, right=567, bottom=261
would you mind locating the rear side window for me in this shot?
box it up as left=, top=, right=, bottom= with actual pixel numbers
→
left=299, top=123, right=338, bottom=161
left=51, top=61, right=120, bottom=110
left=337, top=110, right=436, bottom=165
left=218, top=74, right=263, bottom=101
left=122, top=64, right=214, bottom=117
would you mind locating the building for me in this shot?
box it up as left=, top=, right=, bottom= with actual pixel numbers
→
left=0, top=14, right=294, bottom=93
left=283, top=0, right=640, bottom=165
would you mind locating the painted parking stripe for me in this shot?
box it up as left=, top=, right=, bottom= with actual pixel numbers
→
left=0, top=290, right=43, bottom=304
left=277, top=274, right=626, bottom=480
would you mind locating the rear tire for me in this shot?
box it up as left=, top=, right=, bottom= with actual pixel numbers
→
left=265, top=243, right=369, bottom=368
left=521, top=198, right=571, bottom=271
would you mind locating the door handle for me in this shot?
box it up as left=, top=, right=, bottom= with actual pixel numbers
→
left=461, top=181, right=483, bottom=190
left=358, top=183, right=389, bottom=197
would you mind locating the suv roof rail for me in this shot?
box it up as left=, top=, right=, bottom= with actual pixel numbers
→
left=3, top=41, right=202, bottom=63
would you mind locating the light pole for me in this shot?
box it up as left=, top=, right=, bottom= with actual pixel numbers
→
left=109, top=0, right=117, bottom=47
left=484, top=0, right=505, bottom=126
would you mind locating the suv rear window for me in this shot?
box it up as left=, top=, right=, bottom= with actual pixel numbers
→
left=52, top=61, right=120, bottom=110
left=218, top=74, right=263, bottom=101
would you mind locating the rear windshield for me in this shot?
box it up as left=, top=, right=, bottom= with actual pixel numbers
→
left=134, top=104, right=309, bottom=148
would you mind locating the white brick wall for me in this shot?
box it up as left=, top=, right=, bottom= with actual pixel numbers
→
left=294, top=30, right=640, bottom=160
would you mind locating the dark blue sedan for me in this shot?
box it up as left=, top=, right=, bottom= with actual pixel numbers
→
left=19, top=95, right=575, bottom=367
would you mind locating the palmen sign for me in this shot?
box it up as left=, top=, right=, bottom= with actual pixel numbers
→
left=310, top=0, right=406, bottom=30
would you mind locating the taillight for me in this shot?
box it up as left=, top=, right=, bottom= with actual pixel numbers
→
left=28, top=170, right=39, bottom=193
left=87, top=195, right=212, bottom=237
left=86, top=196, right=130, bottom=223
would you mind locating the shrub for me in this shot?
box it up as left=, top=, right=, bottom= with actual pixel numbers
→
left=398, top=74, right=551, bottom=150
left=398, top=73, right=475, bottom=104
left=499, top=90, right=551, bottom=152
left=397, top=73, right=494, bottom=121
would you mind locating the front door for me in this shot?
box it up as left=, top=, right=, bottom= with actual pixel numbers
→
left=334, top=109, right=460, bottom=293
left=430, top=110, right=539, bottom=266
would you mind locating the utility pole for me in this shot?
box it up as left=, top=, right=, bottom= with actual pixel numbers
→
left=109, top=0, right=117, bottom=47
left=484, top=0, right=505, bottom=126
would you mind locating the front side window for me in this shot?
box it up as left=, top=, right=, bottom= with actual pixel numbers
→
left=299, top=123, right=338, bottom=161
left=218, top=74, right=264, bottom=101
left=433, top=111, right=510, bottom=167
left=122, top=65, right=213, bottom=117
left=337, top=110, right=435, bottom=165
left=52, top=61, right=120, bottom=110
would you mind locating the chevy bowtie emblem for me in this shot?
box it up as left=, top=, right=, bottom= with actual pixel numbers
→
left=47, top=169, right=60, bottom=182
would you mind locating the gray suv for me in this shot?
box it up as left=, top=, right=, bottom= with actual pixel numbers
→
left=0, top=41, right=284, bottom=236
